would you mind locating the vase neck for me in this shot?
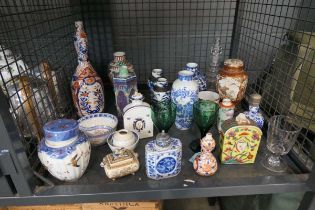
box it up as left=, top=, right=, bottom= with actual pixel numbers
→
left=178, top=70, right=194, bottom=81
left=249, top=105, right=259, bottom=113
left=114, top=52, right=126, bottom=62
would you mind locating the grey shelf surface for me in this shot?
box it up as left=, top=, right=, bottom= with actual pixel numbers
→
left=0, top=123, right=310, bottom=206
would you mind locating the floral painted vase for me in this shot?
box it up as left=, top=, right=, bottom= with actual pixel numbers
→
left=152, top=77, right=171, bottom=103
left=193, top=133, right=218, bottom=176
left=108, top=52, right=134, bottom=82
left=220, top=113, right=262, bottom=164
left=217, top=98, right=235, bottom=133
left=147, top=69, right=163, bottom=91
left=38, top=119, right=91, bottom=181
left=71, top=21, right=105, bottom=117
left=244, top=93, right=264, bottom=128
left=217, top=59, right=248, bottom=104
left=185, top=62, right=207, bottom=91
left=123, top=92, right=153, bottom=139
left=171, top=70, right=199, bottom=130
left=113, top=66, right=138, bottom=115
left=145, top=132, right=182, bottom=180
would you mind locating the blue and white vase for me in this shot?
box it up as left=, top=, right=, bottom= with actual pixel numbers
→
left=147, top=69, right=163, bottom=91
left=38, top=119, right=91, bottom=181
left=185, top=62, right=207, bottom=91
left=171, top=70, right=199, bottom=130
left=145, top=132, right=182, bottom=180
left=71, top=21, right=105, bottom=117
left=152, top=77, right=171, bottom=103
left=244, top=93, right=264, bottom=128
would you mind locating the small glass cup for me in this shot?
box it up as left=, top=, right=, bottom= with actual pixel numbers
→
left=261, top=115, right=301, bottom=172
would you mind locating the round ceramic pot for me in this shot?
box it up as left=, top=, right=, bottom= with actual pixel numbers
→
left=171, top=70, right=199, bottom=130
left=78, top=113, right=118, bottom=146
left=217, top=59, right=248, bottom=104
left=107, top=129, right=139, bottom=152
left=38, top=119, right=91, bottom=181
left=185, top=62, right=207, bottom=91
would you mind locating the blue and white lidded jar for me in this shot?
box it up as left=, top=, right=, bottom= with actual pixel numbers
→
left=147, top=69, right=163, bottom=91
left=171, top=70, right=199, bottom=130
left=185, top=62, right=207, bottom=91
left=244, top=93, right=264, bottom=128
left=152, top=77, right=171, bottom=103
left=38, top=119, right=91, bottom=181
left=145, top=131, right=182, bottom=180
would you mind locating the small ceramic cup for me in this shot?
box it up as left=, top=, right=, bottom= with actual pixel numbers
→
left=198, top=91, right=220, bottom=103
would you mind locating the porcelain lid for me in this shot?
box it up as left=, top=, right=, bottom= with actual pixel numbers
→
left=224, top=59, right=244, bottom=68
left=43, top=119, right=79, bottom=142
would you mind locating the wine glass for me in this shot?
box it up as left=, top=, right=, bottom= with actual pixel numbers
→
left=151, top=100, right=176, bottom=147
left=261, top=115, right=301, bottom=172
left=190, top=100, right=219, bottom=152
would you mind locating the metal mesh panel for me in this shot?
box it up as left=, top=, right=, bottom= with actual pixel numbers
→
left=234, top=0, right=315, bottom=171
left=0, top=0, right=80, bottom=167
left=81, top=0, right=237, bottom=83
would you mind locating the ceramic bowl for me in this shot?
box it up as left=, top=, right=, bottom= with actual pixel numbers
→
left=198, top=91, right=220, bottom=103
left=78, top=113, right=118, bottom=146
left=107, top=130, right=139, bottom=152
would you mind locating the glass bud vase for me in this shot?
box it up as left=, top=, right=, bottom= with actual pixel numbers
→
left=207, top=38, right=222, bottom=91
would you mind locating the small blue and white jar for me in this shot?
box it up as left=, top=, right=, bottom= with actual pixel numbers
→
left=171, top=70, right=199, bottom=130
left=185, top=62, right=207, bottom=91
left=38, top=119, right=91, bottom=181
left=145, top=132, right=182, bottom=180
left=147, top=69, right=163, bottom=91
left=152, top=77, right=171, bottom=103
left=244, top=94, right=264, bottom=128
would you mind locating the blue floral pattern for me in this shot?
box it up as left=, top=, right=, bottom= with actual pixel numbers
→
left=186, top=64, right=207, bottom=91
left=145, top=138, right=182, bottom=180
left=171, top=88, right=198, bottom=130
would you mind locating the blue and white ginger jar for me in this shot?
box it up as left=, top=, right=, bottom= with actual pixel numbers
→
left=38, top=119, right=91, bottom=181
left=185, top=62, right=207, bottom=91
left=171, top=70, right=199, bottom=130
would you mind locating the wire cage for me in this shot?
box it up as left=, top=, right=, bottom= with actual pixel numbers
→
left=0, top=0, right=315, bottom=199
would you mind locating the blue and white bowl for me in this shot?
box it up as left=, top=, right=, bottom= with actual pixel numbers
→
left=78, top=113, right=118, bottom=146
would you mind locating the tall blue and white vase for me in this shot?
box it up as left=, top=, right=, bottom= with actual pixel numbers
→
left=171, top=70, right=199, bottom=130
left=38, top=119, right=91, bottom=181
left=185, top=62, right=207, bottom=91
left=243, top=93, right=264, bottom=128
left=71, top=21, right=105, bottom=117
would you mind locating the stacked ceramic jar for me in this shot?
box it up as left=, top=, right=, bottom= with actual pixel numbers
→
left=38, top=119, right=91, bottom=181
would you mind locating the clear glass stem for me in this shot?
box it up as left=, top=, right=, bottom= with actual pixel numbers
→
left=267, top=154, right=281, bottom=167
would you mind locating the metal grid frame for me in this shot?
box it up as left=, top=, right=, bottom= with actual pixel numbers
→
left=234, top=0, right=315, bottom=171
left=0, top=0, right=80, bottom=168
left=81, top=0, right=237, bottom=82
